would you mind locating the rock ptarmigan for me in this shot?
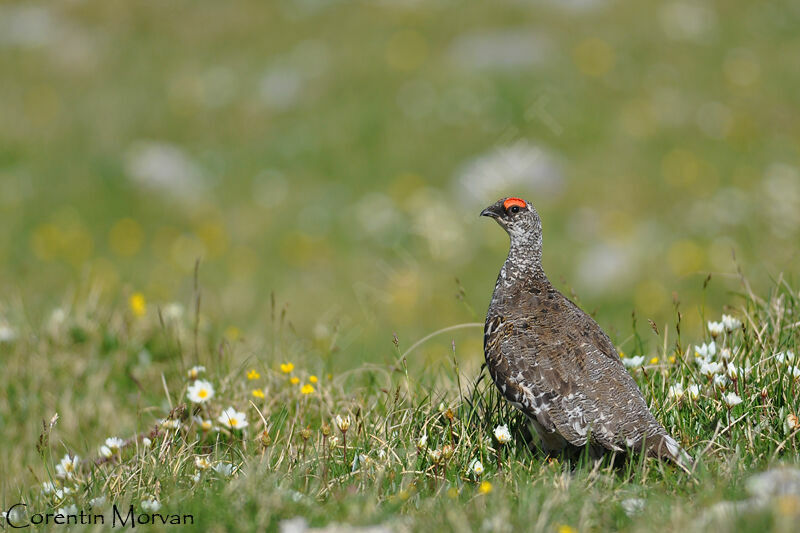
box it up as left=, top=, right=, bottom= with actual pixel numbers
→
left=481, top=197, right=692, bottom=471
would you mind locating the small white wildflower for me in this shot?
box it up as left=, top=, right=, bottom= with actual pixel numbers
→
left=726, top=363, right=740, bottom=380
left=668, top=383, right=684, bottom=400
left=191, top=473, right=201, bottom=483
left=213, top=462, right=235, bottom=476
left=494, top=424, right=512, bottom=444
left=775, top=350, right=796, bottom=365
left=187, top=379, right=215, bottom=403
left=159, top=418, right=180, bottom=429
left=785, top=414, right=799, bottom=433
left=721, top=314, right=742, bottom=332
left=103, top=437, right=124, bottom=456
left=163, top=303, right=184, bottom=321
left=377, top=449, right=387, bottom=460
left=713, top=374, right=728, bottom=388
left=694, top=341, right=717, bottom=363
left=469, top=458, right=484, bottom=476
left=789, top=366, right=800, bottom=380
left=53, top=487, right=72, bottom=500
left=217, top=407, right=248, bottom=429
left=142, top=437, right=152, bottom=448
left=335, top=414, right=350, bottom=432
left=416, top=434, right=428, bottom=451
left=88, top=496, right=107, bottom=509
left=700, top=361, right=724, bottom=376
left=686, top=384, right=700, bottom=400
left=723, top=392, right=743, bottom=407
left=57, top=504, right=78, bottom=516
left=186, top=365, right=205, bottom=379
left=41, top=481, right=56, bottom=494
left=623, top=356, right=645, bottom=368
left=195, top=456, right=212, bottom=470
left=427, top=449, right=442, bottom=463
left=0, top=322, right=17, bottom=344
left=55, top=454, right=79, bottom=479
left=140, top=498, right=161, bottom=512
left=707, top=321, right=724, bottom=338
left=621, top=498, right=645, bottom=517
left=194, top=416, right=213, bottom=431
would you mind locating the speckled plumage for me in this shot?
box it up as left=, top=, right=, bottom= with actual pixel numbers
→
left=481, top=198, right=692, bottom=470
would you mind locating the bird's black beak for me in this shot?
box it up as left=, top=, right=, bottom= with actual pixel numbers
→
left=480, top=203, right=504, bottom=219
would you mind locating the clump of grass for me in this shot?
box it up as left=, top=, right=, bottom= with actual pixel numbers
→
left=1, top=274, right=799, bottom=532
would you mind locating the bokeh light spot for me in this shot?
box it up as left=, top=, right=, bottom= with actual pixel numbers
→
left=386, top=30, right=429, bottom=71
left=573, top=38, right=615, bottom=77
left=109, top=218, right=144, bottom=257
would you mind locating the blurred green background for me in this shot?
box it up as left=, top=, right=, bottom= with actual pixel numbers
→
left=1, top=0, right=799, bottom=368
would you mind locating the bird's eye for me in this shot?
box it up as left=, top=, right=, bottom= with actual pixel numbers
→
left=510, top=205, right=520, bottom=214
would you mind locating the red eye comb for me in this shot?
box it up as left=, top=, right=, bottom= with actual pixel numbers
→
left=503, top=198, right=527, bottom=210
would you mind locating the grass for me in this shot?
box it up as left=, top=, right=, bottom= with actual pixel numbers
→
left=1, top=271, right=798, bottom=531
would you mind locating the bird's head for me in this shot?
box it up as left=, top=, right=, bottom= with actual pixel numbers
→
left=480, top=197, right=542, bottom=245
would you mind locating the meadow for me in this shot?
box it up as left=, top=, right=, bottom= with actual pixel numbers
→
left=1, top=0, right=799, bottom=531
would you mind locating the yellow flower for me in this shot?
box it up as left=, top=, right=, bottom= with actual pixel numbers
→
left=309, top=375, right=318, bottom=384
left=225, top=326, right=241, bottom=341
left=478, top=481, right=492, bottom=494
left=619, top=351, right=626, bottom=359
left=301, top=384, right=314, bottom=395
left=650, top=357, right=659, bottom=365
left=669, top=355, right=676, bottom=364
left=290, top=376, right=300, bottom=385
left=252, top=389, right=265, bottom=399
left=280, top=362, right=294, bottom=374
left=558, top=526, right=577, bottom=533
left=129, top=293, right=147, bottom=317
left=247, top=369, right=260, bottom=380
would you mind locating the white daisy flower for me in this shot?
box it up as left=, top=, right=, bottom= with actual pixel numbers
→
left=159, top=418, right=180, bottom=429
left=707, top=321, right=724, bottom=338
left=187, top=379, right=215, bottom=403
left=469, top=458, right=484, bottom=476
left=723, top=392, right=743, bottom=407
left=99, top=437, right=125, bottom=458
left=194, top=416, right=213, bottom=431
left=623, top=356, right=645, bottom=368
left=187, top=365, right=205, bottom=380
left=217, top=407, right=248, bottom=429
left=140, top=498, right=161, bottom=512
left=494, top=424, right=512, bottom=444
left=195, top=456, right=212, bottom=470
left=55, top=454, right=79, bottom=479
left=721, top=314, right=741, bottom=332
